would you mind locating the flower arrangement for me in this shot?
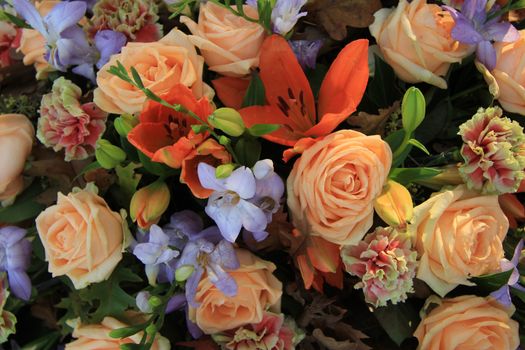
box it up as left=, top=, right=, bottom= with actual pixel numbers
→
left=0, top=0, right=524, bottom=349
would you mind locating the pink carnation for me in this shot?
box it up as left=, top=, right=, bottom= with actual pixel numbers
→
left=341, top=227, right=417, bottom=307
left=37, top=77, right=107, bottom=161
left=459, top=106, right=525, bottom=194
left=212, top=312, right=303, bottom=350
left=0, top=21, right=20, bottom=68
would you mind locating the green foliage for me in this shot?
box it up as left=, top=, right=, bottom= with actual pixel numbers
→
left=247, top=124, right=280, bottom=137
left=242, top=71, right=266, bottom=108
left=373, top=302, right=419, bottom=346
left=0, top=181, right=46, bottom=223
left=20, top=332, right=61, bottom=350
left=471, top=269, right=513, bottom=293
left=115, top=163, right=142, bottom=201
left=235, top=136, right=261, bottom=167
left=389, top=167, right=442, bottom=185
left=0, top=94, right=41, bottom=116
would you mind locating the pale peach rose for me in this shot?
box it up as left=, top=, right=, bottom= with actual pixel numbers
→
left=18, top=0, right=60, bottom=79
left=65, top=316, right=170, bottom=350
left=287, top=130, right=392, bottom=246
left=411, top=185, right=508, bottom=297
left=188, top=249, right=282, bottom=334
left=414, top=295, right=519, bottom=350
left=35, top=185, right=124, bottom=289
left=181, top=2, right=265, bottom=77
left=0, top=114, right=34, bottom=206
left=370, top=0, right=471, bottom=89
left=478, top=30, right=525, bottom=115
left=94, top=28, right=213, bottom=115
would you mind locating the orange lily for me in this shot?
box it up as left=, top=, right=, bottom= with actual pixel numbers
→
left=238, top=35, right=369, bottom=146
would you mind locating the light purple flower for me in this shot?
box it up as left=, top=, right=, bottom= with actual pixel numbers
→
left=198, top=163, right=267, bottom=242
left=133, top=225, right=180, bottom=285
left=13, top=0, right=90, bottom=70
left=245, top=0, right=257, bottom=8
left=444, top=0, right=520, bottom=70
left=177, top=238, right=239, bottom=308
left=271, top=0, right=307, bottom=35
left=0, top=227, right=32, bottom=301
left=94, top=30, right=127, bottom=69
left=491, top=239, right=525, bottom=307
left=289, top=39, right=323, bottom=70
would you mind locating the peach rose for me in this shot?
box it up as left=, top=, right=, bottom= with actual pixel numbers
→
left=370, top=0, right=471, bottom=89
left=287, top=130, right=392, bottom=246
left=181, top=2, right=265, bottom=77
left=35, top=185, right=124, bottom=289
left=411, top=185, right=508, bottom=297
left=188, top=249, right=282, bottom=334
left=414, top=295, right=519, bottom=350
left=18, top=0, right=60, bottom=79
left=65, top=316, right=170, bottom=350
left=478, top=30, right=525, bottom=115
left=94, top=28, right=213, bottom=115
left=0, top=114, right=34, bottom=206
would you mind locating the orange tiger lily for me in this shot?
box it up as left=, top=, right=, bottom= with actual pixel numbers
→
left=239, top=35, right=369, bottom=146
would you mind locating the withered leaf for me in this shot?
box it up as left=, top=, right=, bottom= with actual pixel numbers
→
left=347, top=101, right=400, bottom=136
left=308, top=0, right=382, bottom=40
left=313, top=328, right=370, bottom=350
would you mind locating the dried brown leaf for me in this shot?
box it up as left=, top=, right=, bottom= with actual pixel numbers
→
left=308, top=0, right=382, bottom=40
left=312, top=329, right=368, bottom=350
left=347, top=101, right=400, bottom=136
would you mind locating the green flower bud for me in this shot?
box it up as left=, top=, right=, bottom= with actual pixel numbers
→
left=114, top=114, right=138, bottom=137
left=96, top=139, right=127, bottom=169
left=215, top=164, right=235, bottom=179
left=175, top=265, right=195, bottom=282
left=148, top=296, right=163, bottom=308
left=209, top=108, right=245, bottom=137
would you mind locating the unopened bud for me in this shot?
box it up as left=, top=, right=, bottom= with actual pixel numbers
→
left=95, top=139, right=127, bottom=169
left=130, top=180, right=170, bottom=229
left=209, top=108, right=245, bottom=137
left=374, top=180, right=414, bottom=230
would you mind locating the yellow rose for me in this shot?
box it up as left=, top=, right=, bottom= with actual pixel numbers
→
left=65, top=316, right=170, bottom=349
left=414, top=295, right=519, bottom=350
left=370, top=0, right=471, bottom=89
left=181, top=2, right=265, bottom=77
left=411, top=185, right=508, bottom=296
left=188, top=249, right=282, bottom=334
left=94, top=28, right=213, bottom=115
left=0, top=114, right=34, bottom=206
left=35, top=186, right=124, bottom=289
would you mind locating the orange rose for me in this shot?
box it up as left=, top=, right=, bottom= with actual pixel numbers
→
left=0, top=114, right=34, bottom=206
left=18, top=0, right=60, bottom=79
left=370, top=0, right=470, bottom=89
left=287, top=130, right=392, bottom=246
left=94, top=28, right=213, bottom=115
left=65, top=316, right=170, bottom=349
left=35, top=185, right=124, bottom=289
left=181, top=2, right=265, bottom=77
left=188, top=249, right=282, bottom=334
left=478, top=30, right=525, bottom=115
left=411, top=185, right=508, bottom=297
left=414, top=295, right=519, bottom=350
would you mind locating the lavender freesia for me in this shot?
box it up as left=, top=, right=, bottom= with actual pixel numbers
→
left=444, top=0, right=520, bottom=70
left=246, top=0, right=307, bottom=35
left=289, top=39, right=323, bottom=69
left=198, top=163, right=268, bottom=242
left=491, top=239, right=525, bottom=307
left=0, top=227, right=32, bottom=301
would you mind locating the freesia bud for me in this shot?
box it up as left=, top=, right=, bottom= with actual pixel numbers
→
left=114, top=113, right=138, bottom=137
left=95, top=139, right=127, bottom=169
left=374, top=180, right=414, bottom=230
left=175, top=264, right=194, bottom=282
left=215, top=164, right=235, bottom=179
left=130, top=181, right=170, bottom=229
left=209, top=108, right=245, bottom=137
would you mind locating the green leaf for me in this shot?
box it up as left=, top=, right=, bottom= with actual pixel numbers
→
left=0, top=181, right=46, bottom=223
left=247, top=124, right=280, bottom=137
left=78, top=266, right=142, bottom=322
left=389, top=167, right=442, bottom=185
left=407, top=138, right=430, bottom=155
left=511, top=286, right=525, bottom=303
left=385, top=130, right=412, bottom=168
left=21, top=331, right=61, bottom=350
left=235, top=136, right=261, bottom=167
left=109, top=323, right=147, bottom=339
left=511, top=0, right=525, bottom=9
left=0, top=11, right=31, bottom=28
left=374, top=303, right=419, bottom=346
left=130, top=67, right=144, bottom=89
left=471, top=269, right=513, bottom=292
left=120, top=344, right=144, bottom=350
left=242, top=71, right=266, bottom=107
left=367, top=54, right=399, bottom=108
left=138, top=151, right=176, bottom=177
left=115, top=163, right=142, bottom=201
left=401, top=87, right=426, bottom=134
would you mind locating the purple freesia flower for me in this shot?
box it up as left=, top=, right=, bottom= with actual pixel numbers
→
left=133, top=225, right=180, bottom=285
left=198, top=163, right=268, bottom=242
left=271, top=0, right=307, bottom=35
left=0, top=227, right=32, bottom=301
left=289, top=39, right=323, bottom=70
left=444, top=0, right=520, bottom=70
left=491, top=239, right=525, bottom=307
left=177, top=237, right=239, bottom=307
